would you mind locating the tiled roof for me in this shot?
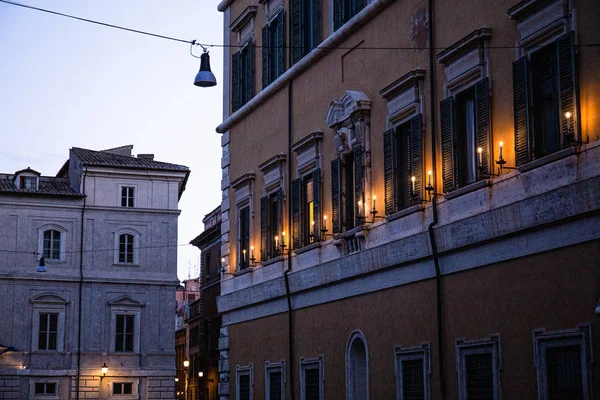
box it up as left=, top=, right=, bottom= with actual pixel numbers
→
left=72, top=147, right=189, bottom=171
left=0, top=175, right=82, bottom=197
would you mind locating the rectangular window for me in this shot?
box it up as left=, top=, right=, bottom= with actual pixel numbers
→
left=465, top=353, right=494, bottom=400
left=300, top=356, right=323, bottom=400
left=239, top=206, right=250, bottom=269
left=262, top=10, right=285, bottom=88
left=304, top=368, right=320, bottom=400
left=119, top=234, right=134, bottom=264
left=333, top=0, right=366, bottom=31
left=38, top=313, right=58, bottom=351
left=403, top=359, right=424, bottom=400
left=35, top=382, right=56, bottom=394
left=232, top=43, right=255, bottom=112
left=261, top=190, right=282, bottom=261
left=456, top=88, right=477, bottom=187
left=303, top=176, right=315, bottom=245
left=204, top=252, right=212, bottom=280
left=239, top=375, right=250, bottom=400
left=292, top=169, right=321, bottom=249
left=115, top=315, right=134, bottom=352
left=121, top=186, right=135, bottom=207
left=113, top=382, right=133, bottom=395
left=43, top=230, right=61, bottom=260
left=395, top=343, right=430, bottom=400
left=546, top=346, right=583, bottom=400
left=21, top=176, right=37, bottom=190
left=291, top=0, right=321, bottom=64
left=456, top=335, right=501, bottom=400
left=344, top=153, right=356, bottom=230
left=269, top=371, right=282, bottom=400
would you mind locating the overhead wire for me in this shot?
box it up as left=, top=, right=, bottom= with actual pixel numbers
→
left=0, top=242, right=195, bottom=256
left=1, top=0, right=599, bottom=50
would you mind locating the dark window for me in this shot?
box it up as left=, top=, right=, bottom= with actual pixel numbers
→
left=403, top=359, right=424, bottom=400
left=465, top=353, right=494, bottom=400
left=304, top=368, right=320, bottom=400
left=333, top=0, right=367, bottom=31
left=262, top=11, right=285, bottom=88
left=291, top=0, right=321, bottom=64
left=43, top=230, right=61, bottom=260
left=205, top=252, right=212, bottom=280
left=21, top=176, right=37, bottom=190
left=269, top=371, right=282, bottom=400
left=115, top=315, right=134, bottom=352
left=292, top=170, right=321, bottom=249
left=38, top=313, right=58, bottom=351
left=239, top=374, right=250, bottom=400
left=121, top=186, right=135, bottom=207
left=35, top=382, right=56, bottom=394
left=546, top=345, right=583, bottom=400
left=303, top=174, right=315, bottom=245
left=456, top=87, right=477, bottom=187
left=344, top=153, right=356, bottom=230
left=239, top=206, right=250, bottom=269
left=118, top=234, right=134, bottom=264
left=331, top=143, right=362, bottom=234
left=232, top=43, right=255, bottom=112
left=113, top=382, right=133, bottom=395
left=261, top=190, right=282, bottom=261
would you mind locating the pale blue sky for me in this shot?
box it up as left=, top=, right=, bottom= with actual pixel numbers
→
left=0, top=0, right=224, bottom=281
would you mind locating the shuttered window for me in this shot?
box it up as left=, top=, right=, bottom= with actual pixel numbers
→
left=292, top=169, right=321, bottom=249
left=261, top=189, right=283, bottom=260
left=333, top=0, right=367, bottom=31
left=513, top=32, right=578, bottom=166
left=440, top=78, right=490, bottom=192
left=384, top=114, right=423, bottom=215
left=291, top=0, right=321, bottom=64
left=232, top=42, right=255, bottom=112
left=239, top=206, right=250, bottom=269
left=262, top=10, right=285, bottom=88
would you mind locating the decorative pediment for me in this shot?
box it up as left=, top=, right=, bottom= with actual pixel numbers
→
left=108, top=295, right=144, bottom=308
left=325, top=91, right=372, bottom=129
left=30, top=292, right=69, bottom=305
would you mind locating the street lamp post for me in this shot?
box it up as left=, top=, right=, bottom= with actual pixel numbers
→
left=183, top=360, right=190, bottom=400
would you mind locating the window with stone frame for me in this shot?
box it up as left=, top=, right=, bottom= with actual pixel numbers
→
left=438, top=28, right=492, bottom=193
left=30, top=293, right=68, bottom=353
left=239, top=206, right=251, bottom=269
left=455, top=334, right=502, bottom=400
left=262, top=1, right=285, bottom=88
left=30, top=379, right=61, bottom=400
left=43, top=229, right=62, bottom=260
left=109, top=296, right=143, bottom=354
left=509, top=0, right=580, bottom=166
left=333, top=0, right=368, bottom=32
left=121, top=186, right=135, bottom=207
left=394, top=343, right=430, bottom=400
left=300, top=356, right=324, bottom=400
left=291, top=0, right=321, bottom=64
left=237, top=363, right=254, bottom=400
left=259, top=154, right=286, bottom=261
left=232, top=173, right=255, bottom=271
left=265, top=360, right=286, bottom=400
left=231, top=6, right=257, bottom=112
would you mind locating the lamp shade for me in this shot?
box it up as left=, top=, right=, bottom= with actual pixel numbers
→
left=101, top=363, right=108, bottom=376
left=37, top=256, right=47, bottom=273
left=194, top=52, right=217, bottom=87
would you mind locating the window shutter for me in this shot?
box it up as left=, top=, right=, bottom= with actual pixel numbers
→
left=260, top=195, right=268, bottom=261
left=231, top=52, right=240, bottom=112
left=353, top=142, right=363, bottom=226
left=262, top=25, right=270, bottom=89
left=291, top=178, right=301, bottom=249
left=291, top=0, right=302, bottom=64
left=513, top=56, right=531, bottom=166
left=246, top=42, right=255, bottom=104
left=556, top=31, right=578, bottom=143
left=383, top=128, right=395, bottom=215
left=312, top=168, right=321, bottom=238
left=356, top=0, right=367, bottom=14
left=331, top=159, right=341, bottom=234
left=276, top=188, right=283, bottom=241
left=310, top=0, right=321, bottom=50
left=475, top=78, right=491, bottom=176
left=440, top=97, right=456, bottom=193
left=333, top=0, right=342, bottom=31
left=410, top=113, right=423, bottom=203
left=276, top=10, right=285, bottom=78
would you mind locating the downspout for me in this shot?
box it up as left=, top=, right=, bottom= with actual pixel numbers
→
left=426, top=1, right=446, bottom=399
left=284, top=78, right=296, bottom=400
left=76, top=166, right=87, bottom=400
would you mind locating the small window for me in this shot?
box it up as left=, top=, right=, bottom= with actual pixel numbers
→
left=236, top=363, right=254, bottom=400
left=403, top=359, right=424, bottom=400
left=21, top=176, right=37, bottom=190
left=395, top=343, right=430, bottom=400
left=265, top=360, right=285, bottom=400
left=239, top=206, right=250, bottom=269
left=121, top=186, right=135, bottom=207
left=546, top=346, right=583, bottom=399
left=115, top=315, right=134, bottom=352
left=38, top=313, right=58, bottom=351
left=35, top=382, right=56, bottom=394
left=119, top=234, right=134, bottom=264
left=43, top=230, right=62, bottom=260
left=300, top=356, right=324, bottom=400
left=465, top=353, right=494, bottom=400
left=113, top=382, right=133, bottom=395
left=456, top=335, right=501, bottom=400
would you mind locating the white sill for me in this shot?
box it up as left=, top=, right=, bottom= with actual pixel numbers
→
left=113, top=263, right=140, bottom=267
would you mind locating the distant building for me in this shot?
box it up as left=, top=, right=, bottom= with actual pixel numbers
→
left=176, top=279, right=201, bottom=331
left=0, top=145, right=189, bottom=399
left=215, top=0, right=600, bottom=399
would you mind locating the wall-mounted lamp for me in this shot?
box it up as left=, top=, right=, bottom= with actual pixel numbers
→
left=190, top=41, right=217, bottom=87
left=198, top=371, right=203, bottom=378
left=219, top=257, right=226, bottom=273
left=175, top=377, right=179, bottom=382
left=101, top=363, right=108, bottom=380
left=183, top=360, right=190, bottom=368
left=37, top=256, right=47, bottom=273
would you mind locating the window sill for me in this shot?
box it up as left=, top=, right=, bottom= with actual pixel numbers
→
left=444, top=179, right=493, bottom=201
left=113, top=263, right=140, bottom=267
left=335, top=224, right=370, bottom=240
left=294, top=241, right=321, bottom=255
left=261, top=256, right=284, bottom=267
left=233, top=267, right=253, bottom=277
left=517, top=146, right=578, bottom=173
left=385, top=203, right=426, bottom=222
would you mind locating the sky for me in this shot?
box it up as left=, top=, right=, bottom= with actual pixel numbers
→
left=0, top=0, right=224, bottom=281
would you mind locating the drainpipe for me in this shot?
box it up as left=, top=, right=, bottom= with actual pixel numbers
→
left=284, top=78, right=296, bottom=400
left=427, top=0, right=446, bottom=398
left=75, top=166, right=87, bottom=400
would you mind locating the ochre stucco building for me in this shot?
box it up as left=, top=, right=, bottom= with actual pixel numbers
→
left=214, top=0, right=600, bottom=399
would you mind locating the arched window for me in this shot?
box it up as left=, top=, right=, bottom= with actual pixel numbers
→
left=346, top=331, right=369, bottom=400
left=119, top=234, right=135, bottom=264
left=43, top=230, right=61, bottom=260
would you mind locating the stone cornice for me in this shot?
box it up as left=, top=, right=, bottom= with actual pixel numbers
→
left=291, top=131, right=324, bottom=153
left=380, top=69, right=426, bottom=100
left=436, top=28, right=492, bottom=65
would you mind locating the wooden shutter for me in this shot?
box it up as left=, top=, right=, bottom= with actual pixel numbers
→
left=312, top=168, right=321, bottom=238
left=440, top=97, right=456, bottom=193
left=246, top=42, right=255, bottom=105
left=291, top=178, right=301, bottom=249
left=331, top=159, right=341, bottom=234
left=556, top=31, right=578, bottom=141
left=262, top=25, right=270, bottom=89
left=513, top=56, right=531, bottom=166
left=333, top=0, right=342, bottom=31
left=353, top=142, right=363, bottom=226
left=291, top=0, right=302, bottom=64
left=310, top=0, right=321, bottom=50
left=260, top=196, right=268, bottom=261
left=475, top=78, right=491, bottom=175
left=231, top=52, right=240, bottom=112
left=383, top=128, right=395, bottom=215
left=276, top=10, right=285, bottom=78
left=276, top=188, right=283, bottom=241
left=410, top=114, right=423, bottom=203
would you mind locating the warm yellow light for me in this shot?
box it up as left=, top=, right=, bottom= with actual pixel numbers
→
left=499, top=141, right=503, bottom=147
left=411, top=176, right=416, bottom=183
left=373, top=195, right=376, bottom=200
left=428, top=170, right=432, bottom=176
left=311, top=220, right=315, bottom=226
left=220, top=257, right=225, bottom=263
left=357, top=200, right=362, bottom=206
left=323, top=215, right=327, bottom=221
left=477, top=147, right=483, bottom=154
left=281, top=231, right=285, bottom=237
left=565, top=111, right=572, bottom=119
left=250, top=246, right=254, bottom=251
left=175, top=377, right=179, bottom=382
left=101, top=363, right=108, bottom=376
left=183, top=360, right=190, bottom=368
left=198, top=371, right=204, bottom=378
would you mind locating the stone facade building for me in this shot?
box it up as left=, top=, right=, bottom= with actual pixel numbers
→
left=0, top=146, right=189, bottom=399
left=214, top=0, right=599, bottom=399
